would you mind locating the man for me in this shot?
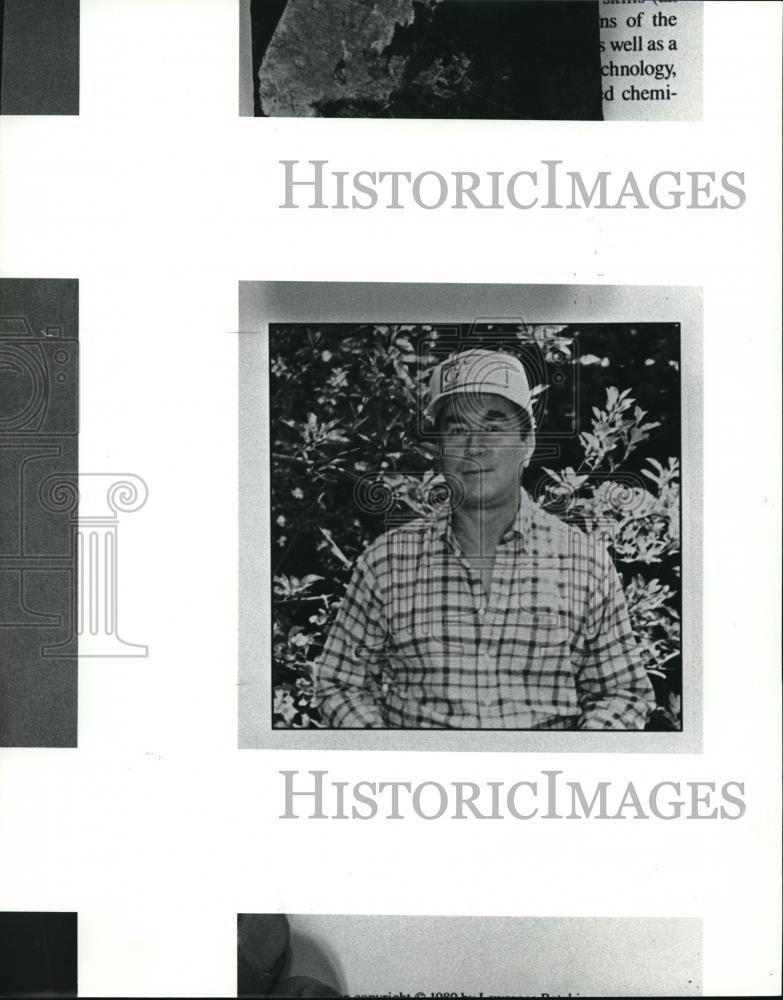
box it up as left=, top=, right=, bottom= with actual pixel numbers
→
left=315, top=349, right=654, bottom=730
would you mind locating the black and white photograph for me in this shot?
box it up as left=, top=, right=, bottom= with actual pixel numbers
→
left=272, top=325, right=680, bottom=733
left=239, top=0, right=703, bottom=121
left=0, top=0, right=79, bottom=115
left=244, top=0, right=604, bottom=120
left=237, top=913, right=702, bottom=997
left=239, top=282, right=702, bottom=750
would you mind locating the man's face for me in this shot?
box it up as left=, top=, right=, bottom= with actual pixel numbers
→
left=436, top=393, right=534, bottom=512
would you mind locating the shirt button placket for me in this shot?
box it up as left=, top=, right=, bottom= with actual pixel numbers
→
left=477, top=651, right=494, bottom=714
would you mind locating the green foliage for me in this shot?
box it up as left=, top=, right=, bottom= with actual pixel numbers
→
left=271, top=323, right=682, bottom=730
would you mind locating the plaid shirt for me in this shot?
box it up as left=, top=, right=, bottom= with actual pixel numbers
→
left=315, top=491, right=655, bottom=730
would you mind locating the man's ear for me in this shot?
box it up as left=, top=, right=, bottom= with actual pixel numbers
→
left=521, top=431, right=536, bottom=469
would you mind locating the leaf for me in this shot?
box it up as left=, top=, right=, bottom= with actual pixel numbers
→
left=319, top=527, right=352, bottom=568
left=542, top=466, right=566, bottom=486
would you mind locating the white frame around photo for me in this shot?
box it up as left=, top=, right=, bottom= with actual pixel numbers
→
left=238, top=280, right=703, bottom=753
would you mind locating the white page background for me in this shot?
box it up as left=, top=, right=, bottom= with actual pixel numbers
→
left=0, top=1, right=780, bottom=996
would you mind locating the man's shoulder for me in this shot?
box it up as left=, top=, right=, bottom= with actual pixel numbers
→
left=528, top=499, right=584, bottom=540
left=358, top=516, right=437, bottom=568
left=528, top=501, right=606, bottom=561
left=364, top=515, right=437, bottom=548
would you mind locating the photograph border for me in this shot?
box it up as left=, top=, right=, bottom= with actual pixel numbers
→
left=238, top=281, right=703, bottom=752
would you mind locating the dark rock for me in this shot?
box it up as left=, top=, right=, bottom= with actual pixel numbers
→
left=237, top=913, right=292, bottom=996
left=254, top=0, right=602, bottom=120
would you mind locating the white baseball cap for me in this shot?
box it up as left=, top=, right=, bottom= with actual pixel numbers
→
left=427, top=349, right=534, bottom=422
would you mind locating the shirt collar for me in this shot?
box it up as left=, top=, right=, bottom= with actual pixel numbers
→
left=434, top=487, right=534, bottom=546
